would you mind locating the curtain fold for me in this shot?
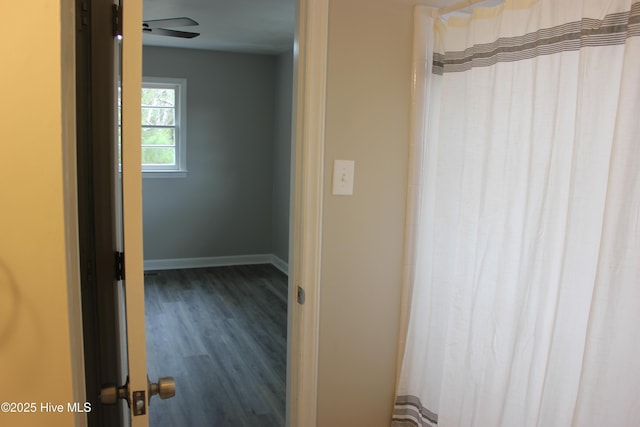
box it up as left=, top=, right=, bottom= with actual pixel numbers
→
left=393, top=1, right=640, bottom=426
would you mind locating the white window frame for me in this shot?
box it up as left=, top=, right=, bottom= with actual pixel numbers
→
left=141, top=77, right=187, bottom=178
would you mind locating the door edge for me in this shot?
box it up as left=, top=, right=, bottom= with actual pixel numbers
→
left=62, top=0, right=88, bottom=426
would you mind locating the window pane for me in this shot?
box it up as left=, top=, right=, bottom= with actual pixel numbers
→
left=141, top=88, right=175, bottom=107
left=140, top=79, right=185, bottom=173
left=142, top=147, right=175, bottom=165
left=142, top=107, right=175, bottom=126
left=141, top=127, right=174, bottom=146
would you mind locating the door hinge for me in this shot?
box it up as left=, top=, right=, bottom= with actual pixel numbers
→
left=297, top=286, right=306, bottom=305
left=115, top=251, right=125, bottom=281
left=79, top=1, right=89, bottom=29
left=112, top=4, right=123, bottom=38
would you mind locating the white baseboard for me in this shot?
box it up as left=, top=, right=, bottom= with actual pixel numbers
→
left=269, top=254, right=289, bottom=275
left=144, top=253, right=289, bottom=275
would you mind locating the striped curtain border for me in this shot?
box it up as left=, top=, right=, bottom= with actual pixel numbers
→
left=433, top=1, right=640, bottom=74
left=392, top=395, right=438, bottom=427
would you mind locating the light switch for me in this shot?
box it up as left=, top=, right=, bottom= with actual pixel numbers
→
left=332, top=160, right=355, bottom=195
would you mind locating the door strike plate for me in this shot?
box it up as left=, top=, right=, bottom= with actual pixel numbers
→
left=132, top=390, right=146, bottom=416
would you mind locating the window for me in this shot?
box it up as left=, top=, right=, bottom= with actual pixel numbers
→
left=141, top=77, right=187, bottom=176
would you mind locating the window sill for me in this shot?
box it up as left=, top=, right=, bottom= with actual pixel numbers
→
left=142, top=171, right=188, bottom=179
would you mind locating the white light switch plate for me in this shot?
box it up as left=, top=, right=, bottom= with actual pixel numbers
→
left=332, top=160, right=355, bottom=195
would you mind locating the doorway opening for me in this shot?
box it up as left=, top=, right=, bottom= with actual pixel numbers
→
left=139, top=2, right=295, bottom=425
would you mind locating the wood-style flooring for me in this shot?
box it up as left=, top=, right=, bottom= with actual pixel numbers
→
left=144, top=264, right=287, bottom=427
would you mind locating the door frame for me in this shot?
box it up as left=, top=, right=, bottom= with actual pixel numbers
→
left=74, top=0, right=128, bottom=424
left=61, top=0, right=89, bottom=426
left=287, top=0, right=329, bottom=425
left=67, top=0, right=330, bottom=425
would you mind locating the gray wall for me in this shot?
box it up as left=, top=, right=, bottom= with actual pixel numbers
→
left=272, top=50, right=293, bottom=263
left=142, top=46, right=291, bottom=262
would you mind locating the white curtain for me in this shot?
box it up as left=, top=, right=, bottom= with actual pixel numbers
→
left=393, top=1, right=640, bottom=426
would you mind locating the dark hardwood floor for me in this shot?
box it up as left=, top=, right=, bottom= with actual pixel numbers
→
left=144, top=264, right=288, bottom=427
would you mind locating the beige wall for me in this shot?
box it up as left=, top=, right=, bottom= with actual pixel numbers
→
left=0, top=2, right=77, bottom=426
left=318, top=0, right=413, bottom=425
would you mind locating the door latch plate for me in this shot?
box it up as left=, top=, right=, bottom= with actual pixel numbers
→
left=132, top=390, right=146, bottom=416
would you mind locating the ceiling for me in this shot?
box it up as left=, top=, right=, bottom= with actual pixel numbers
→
left=141, top=0, right=500, bottom=54
left=142, top=0, right=296, bottom=54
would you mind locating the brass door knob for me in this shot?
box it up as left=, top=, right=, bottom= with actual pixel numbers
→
left=149, top=376, right=176, bottom=400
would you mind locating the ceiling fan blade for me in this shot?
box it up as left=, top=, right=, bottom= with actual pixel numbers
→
left=143, top=28, right=200, bottom=39
left=142, top=17, right=199, bottom=30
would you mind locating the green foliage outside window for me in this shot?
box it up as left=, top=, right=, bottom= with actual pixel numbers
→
left=117, top=83, right=183, bottom=170
left=141, top=87, right=177, bottom=166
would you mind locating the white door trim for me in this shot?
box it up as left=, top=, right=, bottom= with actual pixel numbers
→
left=61, top=1, right=87, bottom=425
left=288, top=0, right=329, bottom=426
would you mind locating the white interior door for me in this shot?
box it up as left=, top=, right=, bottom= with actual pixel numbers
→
left=84, top=0, right=175, bottom=423
left=121, top=0, right=150, bottom=425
